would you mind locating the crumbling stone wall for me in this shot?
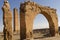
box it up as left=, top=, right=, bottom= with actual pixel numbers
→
left=20, top=1, right=58, bottom=40
left=2, top=1, right=13, bottom=40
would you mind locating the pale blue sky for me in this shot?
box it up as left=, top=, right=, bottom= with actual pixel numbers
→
left=0, top=0, right=60, bottom=32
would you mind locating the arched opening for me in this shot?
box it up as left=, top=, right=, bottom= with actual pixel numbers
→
left=33, top=14, right=49, bottom=38
left=20, top=2, right=58, bottom=40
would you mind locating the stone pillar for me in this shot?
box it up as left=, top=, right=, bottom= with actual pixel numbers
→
left=13, top=8, right=19, bottom=33
left=20, top=13, right=26, bottom=40
left=2, top=1, right=13, bottom=40
left=20, top=3, right=26, bottom=40
left=20, top=2, right=33, bottom=40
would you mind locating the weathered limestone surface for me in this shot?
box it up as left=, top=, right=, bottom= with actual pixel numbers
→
left=20, top=1, right=58, bottom=40
left=2, top=1, right=13, bottom=40
left=13, top=8, right=20, bottom=33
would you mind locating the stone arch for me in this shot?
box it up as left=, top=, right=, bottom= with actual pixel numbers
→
left=20, top=1, right=58, bottom=40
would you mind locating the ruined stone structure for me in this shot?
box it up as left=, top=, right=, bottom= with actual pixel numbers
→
left=20, top=1, right=58, bottom=40
left=2, top=0, right=59, bottom=40
left=13, top=8, right=20, bottom=33
left=2, top=1, right=13, bottom=40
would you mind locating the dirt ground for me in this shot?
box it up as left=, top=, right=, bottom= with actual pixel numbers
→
left=0, top=32, right=60, bottom=40
left=0, top=32, right=20, bottom=40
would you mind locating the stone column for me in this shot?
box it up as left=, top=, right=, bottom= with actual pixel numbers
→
left=20, top=3, right=26, bottom=40
left=20, top=2, right=33, bottom=40
left=2, top=1, right=13, bottom=40
left=13, top=8, right=19, bottom=33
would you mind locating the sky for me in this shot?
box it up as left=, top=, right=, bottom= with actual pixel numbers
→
left=0, top=0, right=60, bottom=32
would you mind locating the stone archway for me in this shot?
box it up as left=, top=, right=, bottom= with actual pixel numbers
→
left=20, top=1, right=58, bottom=40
